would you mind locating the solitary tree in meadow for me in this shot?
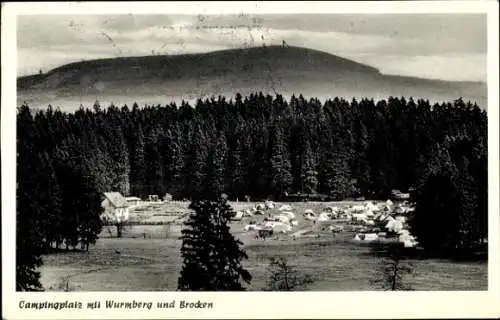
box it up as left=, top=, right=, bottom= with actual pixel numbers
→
left=177, top=196, right=252, bottom=291
left=371, top=245, right=414, bottom=291
left=264, top=256, right=314, bottom=291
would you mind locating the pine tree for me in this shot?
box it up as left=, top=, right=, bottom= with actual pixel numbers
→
left=161, top=129, right=184, bottom=198
left=301, top=140, right=318, bottom=194
left=178, top=197, right=252, bottom=291
left=144, top=130, right=164, bottom=196
left=16, top=106, right=46, bottom=291
left=107, top=124, right=130, bottom=195
left=268, top=125, right=293, bottom=199
left=184, top=125, right=209, bottom=199
left=323, top=131, right=352, bottom=200
left=130, top=124, right=146, bottom=197
left=205, top=133, right=228, bottom=198
left=227, top=134, right=246, bottom=199
left=409, top=146, right=462, bottom=255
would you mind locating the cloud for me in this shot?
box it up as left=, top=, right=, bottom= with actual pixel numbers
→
left=345, top=53, right=486, bottom=82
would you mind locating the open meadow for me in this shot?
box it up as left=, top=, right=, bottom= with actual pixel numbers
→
left=39, top=201, right=487, bottom=291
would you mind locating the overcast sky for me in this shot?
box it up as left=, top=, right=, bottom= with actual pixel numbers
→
left=17, top=14, right=486, bottom=82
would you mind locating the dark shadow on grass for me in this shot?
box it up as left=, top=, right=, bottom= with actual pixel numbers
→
left=42, top=247, right=87, bottom=254
left=363, top=242, right=488, bottom=262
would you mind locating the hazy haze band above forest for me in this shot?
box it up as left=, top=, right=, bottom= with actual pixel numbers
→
left=17, top=46, right=487, bottom=112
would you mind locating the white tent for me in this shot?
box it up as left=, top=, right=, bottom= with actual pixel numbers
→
left=265, top=221, right=291, bottom=232
left=398, top=229, right=410, bottom=236
left=351, top=205, right=365, bottom=212
left=274, top=215, right=291, bottom=223
left=256, top=203, right=266, bottom=210
left=323, top=206, right=338, bottom=213
left=232, top=211, right=244, bottom=221
left=265, top=200, right=275, bottom=209
left=329, top=225, right=344, bottom=232
left=385, top=219, right=404, bottom=233
left=364, top=233, right=379, bottom=241
left=279, top=205, right=293, bottom=211
left=352, top=213, right=368, bottom=221
left=283, top=211, right=296, bottom=220
left=399, top=233, right=418, bottom=247
left=353, top=234, right=361, bottom=241
left=317, top=212, right=330, bottom=221
left=395, top=216, right=407, bottom=223
left=304, top=214, right=316, bottom=221
left=365, top=202, right=378, bottom=214
left=386, top=199, right=394, bottom=206
left=244, top=224, right=261, bottom=232
left=243, top=209, right=253, bottom=217
left=364, top=210, right=375, bottom=217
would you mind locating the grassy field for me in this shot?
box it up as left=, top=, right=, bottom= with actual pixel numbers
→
left=39, top=201, right=487, bottom=291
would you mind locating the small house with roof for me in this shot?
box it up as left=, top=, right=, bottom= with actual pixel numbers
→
left=101, top=192, right=130, bottom=223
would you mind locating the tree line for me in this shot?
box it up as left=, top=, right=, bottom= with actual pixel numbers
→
left=16, top=92, right=487, bottom=290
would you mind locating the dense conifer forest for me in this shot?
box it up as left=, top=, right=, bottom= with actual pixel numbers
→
left=16, top=93, right=487, bottom=290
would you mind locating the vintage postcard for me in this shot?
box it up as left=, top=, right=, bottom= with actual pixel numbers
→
left=2, top=1, right=499, bottom=319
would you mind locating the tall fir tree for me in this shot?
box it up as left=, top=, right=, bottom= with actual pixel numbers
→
left=300, top=140, right=319, bottom=194
left=205, top=133, right=228, bottom=198
left=268, top=125, right=293, bottom=198
left=178, top=197, right=252, bottom=291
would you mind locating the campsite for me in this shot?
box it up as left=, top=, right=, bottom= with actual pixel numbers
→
left=15, top=13, right=488, bottom=295
left=39, top=199, right=487, bottom=291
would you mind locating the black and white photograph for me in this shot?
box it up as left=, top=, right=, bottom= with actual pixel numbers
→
left=2, top=1, right=500, bottom=319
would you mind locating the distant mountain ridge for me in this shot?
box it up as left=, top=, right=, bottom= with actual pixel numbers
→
left=17, top=45, right=487, bottom=111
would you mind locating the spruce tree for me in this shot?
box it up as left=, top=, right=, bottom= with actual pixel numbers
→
left=409, top=146, right=462, bottom=255
left=161, top=129, right=184, bottom=198
left=206, top=133, right=228, bottom=197
left=184, top=125, right=209, bottom=198
left=227, top=134, right=246, bottom=199
left=178, top=197, right=252, bottom=291
left=130, top=124, right=146, bottom=197
left=16, top=106, right=47, bottom=291
left=300, top=140, right=318, bottom=194
left=269, top=125, right=293, bottom=198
